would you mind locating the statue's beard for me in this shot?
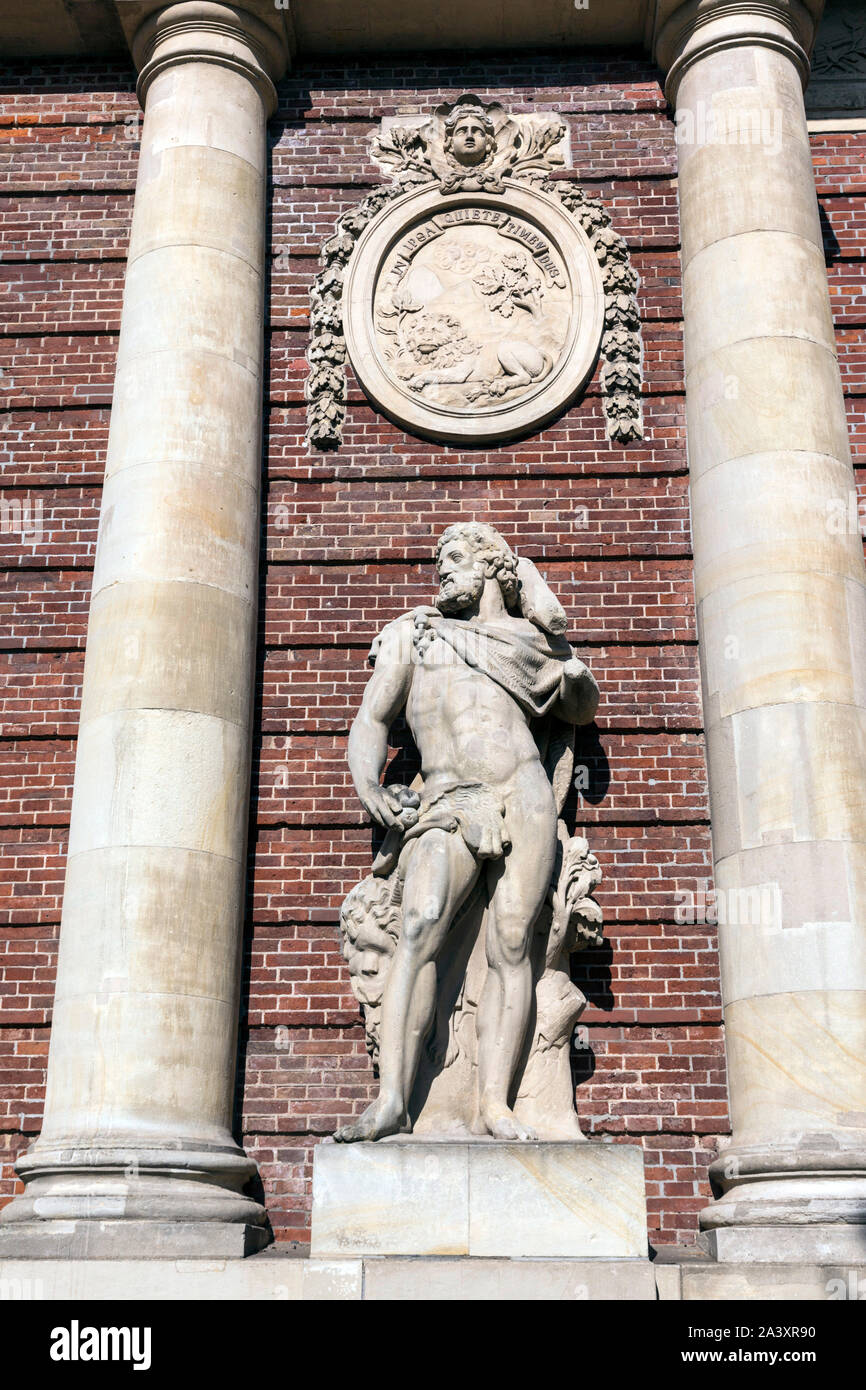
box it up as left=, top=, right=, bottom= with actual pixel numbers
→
left=435, top=566, right=485, bottom=615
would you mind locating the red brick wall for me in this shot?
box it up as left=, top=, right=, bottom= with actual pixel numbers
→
left=1, top=51, right=863, bottom=1253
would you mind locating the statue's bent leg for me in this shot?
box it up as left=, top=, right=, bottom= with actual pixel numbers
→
left=476, top=824, right=556, bottom=1142
left=335, top=828, right=479, bottom=1143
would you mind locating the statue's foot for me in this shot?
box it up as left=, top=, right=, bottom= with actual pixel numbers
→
left=333, top=1096, right=407, bottom=1143
left=481, top=1105, right=538, bottom=1142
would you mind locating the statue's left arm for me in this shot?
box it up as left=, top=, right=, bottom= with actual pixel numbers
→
left=513, top=556, right=598, bottom=725
left=553, top=655, right=599, bottom=726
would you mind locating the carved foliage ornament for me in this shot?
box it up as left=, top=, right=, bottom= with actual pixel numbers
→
left=305, top=95, right=644, bottom=449
left=811, top=4, right=866, bottom=78
left=807, top=3, right=866, bottom=116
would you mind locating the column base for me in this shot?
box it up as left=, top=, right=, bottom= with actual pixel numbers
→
left=311, top=1139, right=648, bottom=1259
left=700, top=1224, right=866, bottom=1263
left=0, top=1141, right=270, bottom=1259
left=0, top=1219, right=269, bottom=1260
left=700, top=1138, right=866, bottom=1262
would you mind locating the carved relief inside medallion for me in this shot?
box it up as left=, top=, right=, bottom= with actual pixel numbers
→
left=373, top=209, right=573, bottom=414
left=341, top=178, right=606, bottom=444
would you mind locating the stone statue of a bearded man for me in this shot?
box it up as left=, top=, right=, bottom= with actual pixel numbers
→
left=335, top=523, right=603, bottom=1143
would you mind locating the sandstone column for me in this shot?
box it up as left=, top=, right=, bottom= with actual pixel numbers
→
left=0, top=3, right=288, bottom=1257
left=657, top=0, right=866, bottom=1260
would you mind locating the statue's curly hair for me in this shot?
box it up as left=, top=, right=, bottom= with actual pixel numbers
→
left=435, top=522, right=519, bottom=608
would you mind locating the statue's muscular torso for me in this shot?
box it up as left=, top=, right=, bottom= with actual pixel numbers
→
left=404, top=620, right=547, bottom=802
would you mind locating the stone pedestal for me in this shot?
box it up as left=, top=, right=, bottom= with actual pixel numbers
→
left=310, top=1141, right=649, bottom=1260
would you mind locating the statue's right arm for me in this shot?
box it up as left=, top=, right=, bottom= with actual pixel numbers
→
left=348, top=618, right=415, bottom=831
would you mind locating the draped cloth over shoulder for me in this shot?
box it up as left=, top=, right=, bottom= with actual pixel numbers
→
left=429, top=616, right=572, bottom=720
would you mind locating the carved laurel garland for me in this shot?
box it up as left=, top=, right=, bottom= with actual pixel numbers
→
left=305, top=106, right=643, bottom=449
left=544, top=177, right=644, bottom=444
left=306, top=181, right=411, bottom=450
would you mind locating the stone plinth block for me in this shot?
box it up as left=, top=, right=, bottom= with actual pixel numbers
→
left=702, top=1225, right=866, bottom=1265
left=0, top=1220, right=269, bottom=1260
left=311, top=1141, right=648, bottom=1259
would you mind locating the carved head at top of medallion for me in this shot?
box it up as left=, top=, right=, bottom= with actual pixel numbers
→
left=370, top=94, right=569, bottom=195
left=443, top=102, right=497, bottom=169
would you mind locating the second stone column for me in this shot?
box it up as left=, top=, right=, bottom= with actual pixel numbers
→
left=659, top=0, right=866, bottom=1260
